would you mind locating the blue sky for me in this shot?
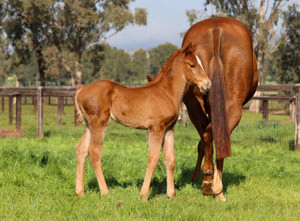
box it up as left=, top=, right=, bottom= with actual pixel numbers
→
left=106, top=0, right=298, bottom=52
left=107, top=0, right=213, bottom=51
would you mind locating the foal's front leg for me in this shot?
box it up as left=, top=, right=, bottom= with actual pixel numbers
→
left=163, top=129, right=176, bottom=198
left=140, top=125, right=164, bottom=200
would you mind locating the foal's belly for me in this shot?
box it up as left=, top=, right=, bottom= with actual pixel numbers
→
left=110, top=110, right=147, bottom=129
left=110, top=97, right=149, bottom=129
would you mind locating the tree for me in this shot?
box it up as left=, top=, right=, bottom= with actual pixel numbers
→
left=52, top=0, right=147, bottom=86
left=148, top=43, right=178, bottom=77
left=101, top=46, right=132, bottom=82
left=0, top=0, right=147, bottom=86
left=0, top=35, right=11, bottom=86
left=127, top=48, right=148, bottom=83
left=0, top=0, right=55, bottom=86
left=101, top=46, right=149, bottom=84
left=270, top=4, right=300, bottom=84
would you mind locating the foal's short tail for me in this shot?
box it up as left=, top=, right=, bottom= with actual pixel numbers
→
left=73, top=86, right=84, bottom=126
left=209, top=29, right=231, bottom=159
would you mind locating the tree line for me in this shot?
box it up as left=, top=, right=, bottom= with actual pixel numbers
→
left=0, top=0, right=299, bottom=87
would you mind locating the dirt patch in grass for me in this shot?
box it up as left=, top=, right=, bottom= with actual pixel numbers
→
left=0, top=129, right=20, bottom=138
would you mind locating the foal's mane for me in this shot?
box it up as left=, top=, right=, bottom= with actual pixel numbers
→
left=153, top=49, right=183, bottom=81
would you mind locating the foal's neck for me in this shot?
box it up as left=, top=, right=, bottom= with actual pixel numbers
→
left=152, top=63, right=187, bottom=103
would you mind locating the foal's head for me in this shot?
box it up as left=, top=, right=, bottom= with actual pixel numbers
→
left=180, top=45, right=211, bottom=94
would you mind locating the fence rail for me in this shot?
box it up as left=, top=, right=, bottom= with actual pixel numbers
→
left=0, top=84, right=299, bottom=151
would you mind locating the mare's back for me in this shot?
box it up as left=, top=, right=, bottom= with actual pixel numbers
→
left=182, top=17, right=258, bottom=103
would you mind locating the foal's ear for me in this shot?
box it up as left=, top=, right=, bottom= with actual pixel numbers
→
left=146, top=74, right=153, bottom=82
left=183, top=43, right=196, bottom=56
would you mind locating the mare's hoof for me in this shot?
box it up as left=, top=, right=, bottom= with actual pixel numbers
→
left=201, top=182, right=213, bottom=195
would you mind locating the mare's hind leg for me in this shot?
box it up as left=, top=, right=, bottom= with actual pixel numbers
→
left=212, top=105, right=243, bottom=201
left=88, top=115, right=110, bottom=196
left=163, top=129, right=176, bottom=198
left=212, top=158, right=225, bottom=201
left=140, top=125, right=164, bottom=200
left=76, top=128, right=91, bottom=196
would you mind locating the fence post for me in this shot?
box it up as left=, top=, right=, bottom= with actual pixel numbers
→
left=2, top=96, right=4, bottom=113
left=33, top=96, right=37, bottom=113
left=9, top=96, right=13, bottom=125
left=290, top=100, right=295, bottom=123
left=37, top=87, right=44, bottom=138
left=262, top=99, right=268, bottom=121
left=57, top=96, right=64, bottom=125
left=16, top=94, right=21, bottom=131
left=295, top=86, right=300, bottom=151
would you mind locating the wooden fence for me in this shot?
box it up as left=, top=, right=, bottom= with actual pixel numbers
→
left=0, top=84, right=299, bottom=151
left=253, top=84, right=298, bottom=122
left=0, top=87, right=76, bottom=137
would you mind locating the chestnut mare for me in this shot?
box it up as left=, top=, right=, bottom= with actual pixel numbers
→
left=73, top=45, right=211, bottom=200
left=182, top=17, right=258, bottom=201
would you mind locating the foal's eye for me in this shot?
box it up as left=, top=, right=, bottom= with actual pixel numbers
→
left=190, top=65, right=195, bottom=68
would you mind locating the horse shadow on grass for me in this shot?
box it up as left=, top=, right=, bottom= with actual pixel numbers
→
left=175, top=166, right=246, bottom=196
left=86, top=166, right=246, bottom=199
left=87, top=176, right=145, bottom=194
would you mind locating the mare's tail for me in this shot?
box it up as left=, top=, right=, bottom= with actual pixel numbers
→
left=209, top=29, right=231, bottom=159
left=73, top=86, right=84, bottom=126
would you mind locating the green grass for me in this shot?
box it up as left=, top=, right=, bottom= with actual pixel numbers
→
left=0, top=104, right=299, bottom=220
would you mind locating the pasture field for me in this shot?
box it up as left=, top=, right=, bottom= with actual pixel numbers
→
left=0, top=104, right=299, bottom=220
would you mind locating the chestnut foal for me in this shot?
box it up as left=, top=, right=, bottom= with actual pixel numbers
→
left=73, top=45, right=211, bottom=200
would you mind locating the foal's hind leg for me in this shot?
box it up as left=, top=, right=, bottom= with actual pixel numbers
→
left=88, top=115, right=110, bottom=196
left=140, top=125, right=164, bottom=200
left=76, top=128, right=91, bottom=196
left=163, top=129, right=176, bottom=198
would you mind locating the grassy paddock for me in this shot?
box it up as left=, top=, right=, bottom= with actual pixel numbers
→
left=0, top=104, right=299, bottom=220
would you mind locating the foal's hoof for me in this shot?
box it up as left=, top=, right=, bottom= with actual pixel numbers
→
left=167, top=192, right=176, bottom=199
left=140, top=193, right=149, bottom=201
left=76, top=189, right=85, bottom=196
left=100, top=190, right=109, bottom=196
left=201, top=182, right=213, bottom=195
left=215, top=192, right=226, bottom=202
left=140, top=196, right=148, bottom=202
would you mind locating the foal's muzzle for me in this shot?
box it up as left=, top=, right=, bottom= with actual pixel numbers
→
left=199, top=80, right=211, bottom=94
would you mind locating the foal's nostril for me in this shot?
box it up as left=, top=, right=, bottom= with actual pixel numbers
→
left=207, top=81, right=212, bottom=90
